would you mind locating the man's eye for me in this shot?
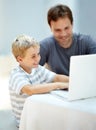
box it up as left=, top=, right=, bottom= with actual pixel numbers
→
left=65, top=27, right=69, bottom=30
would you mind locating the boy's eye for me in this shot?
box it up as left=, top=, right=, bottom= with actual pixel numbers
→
left=31, top=55, right=35, bottom=58
left=32, top=56, right=35, bottom=58
left=31, top=53, right=40, bottom=58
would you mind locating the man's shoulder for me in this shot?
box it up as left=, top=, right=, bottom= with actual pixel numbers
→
left=73, top=33, right=92, bottom=41
left=40, top=36, right=55, bottom=45
left=73, top=33, right=96, bottom=51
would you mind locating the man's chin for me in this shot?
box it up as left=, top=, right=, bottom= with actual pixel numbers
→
left=58, top=39, right=72, bottom=48
left=56, top=39, right=67, bottom=45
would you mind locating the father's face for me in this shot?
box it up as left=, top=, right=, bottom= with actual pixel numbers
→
left=50, top=17, right=73, bottom=48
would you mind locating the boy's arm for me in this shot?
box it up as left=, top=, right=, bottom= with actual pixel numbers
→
left=53, top=74, right=69, bottom=82
left=21, top=82, right=68, bottom=95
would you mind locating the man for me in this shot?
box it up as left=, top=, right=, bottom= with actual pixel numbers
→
left=39, top=4, right=96, bottom=76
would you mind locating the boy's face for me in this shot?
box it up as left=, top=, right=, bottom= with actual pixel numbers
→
left=18, top=46, right=41, bottom=73
left=50, top=17, right=73, bottom=48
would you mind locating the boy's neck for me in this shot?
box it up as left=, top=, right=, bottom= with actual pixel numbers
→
left=19, top=65, right=32, bottom=74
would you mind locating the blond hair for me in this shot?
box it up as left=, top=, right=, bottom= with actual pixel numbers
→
left=12, top=34, right=40, bottom=59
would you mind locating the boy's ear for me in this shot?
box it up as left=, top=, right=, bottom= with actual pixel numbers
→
left=17, top=56, right=23, bottom=62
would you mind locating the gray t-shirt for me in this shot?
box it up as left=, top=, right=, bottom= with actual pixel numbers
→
left=40, top=33, right=96, bottom=76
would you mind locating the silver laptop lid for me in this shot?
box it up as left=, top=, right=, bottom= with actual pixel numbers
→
left=68, top=54, right=96, bottom=101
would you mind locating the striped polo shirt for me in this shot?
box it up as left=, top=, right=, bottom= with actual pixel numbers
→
left=9, top=65, right=56, bottom=127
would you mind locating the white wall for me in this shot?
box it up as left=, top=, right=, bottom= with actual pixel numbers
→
left=0, top=0, right=47, bottom=54
left=76, top=0, right=96, bottom=37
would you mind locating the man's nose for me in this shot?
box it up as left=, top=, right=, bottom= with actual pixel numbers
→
left=61, top=30, right=67, bottom=36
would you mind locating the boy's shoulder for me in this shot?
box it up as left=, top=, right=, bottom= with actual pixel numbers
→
left=10, top=65, right=22, bottom=76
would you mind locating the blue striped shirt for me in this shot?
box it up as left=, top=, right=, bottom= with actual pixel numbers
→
left=9, top=65, right=56, bottom=127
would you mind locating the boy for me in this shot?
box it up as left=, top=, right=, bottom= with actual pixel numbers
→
left=9, top=34, right=69, bottom=128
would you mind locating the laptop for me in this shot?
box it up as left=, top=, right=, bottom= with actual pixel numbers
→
left=51, top=54, right=96, bottom=101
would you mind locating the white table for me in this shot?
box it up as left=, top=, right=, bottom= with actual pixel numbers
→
left=19, top=94, right=96, bottom=130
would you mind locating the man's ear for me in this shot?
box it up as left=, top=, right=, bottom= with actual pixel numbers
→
left=16, top=56, right=23, bottom=62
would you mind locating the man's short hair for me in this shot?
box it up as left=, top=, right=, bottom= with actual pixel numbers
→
left=47, top=4, right=73, bottom=26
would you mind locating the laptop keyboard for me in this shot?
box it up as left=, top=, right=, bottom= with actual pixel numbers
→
left=50, top=90, right=68, bottom=99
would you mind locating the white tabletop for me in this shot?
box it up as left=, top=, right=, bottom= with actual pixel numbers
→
left=29, top=93, right=96, bottom=114
left=19, top=94, right=96, bottom=130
